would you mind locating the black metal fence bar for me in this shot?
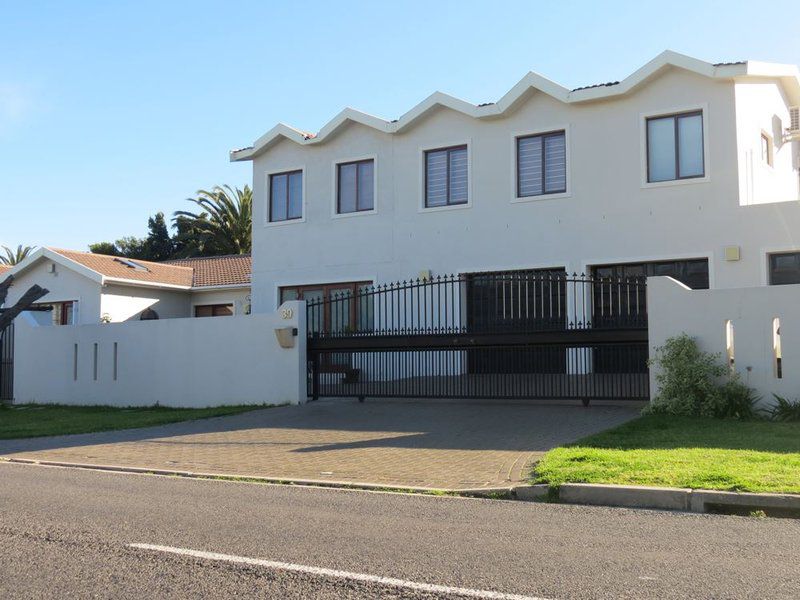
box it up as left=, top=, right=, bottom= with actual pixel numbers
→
left=307, top=272, right=647, bottom=339
left=306, top=271, right=649, bottom=403
left=0, top=323, right=14, bottom=403
left=309, top=344, right=649, bottom=401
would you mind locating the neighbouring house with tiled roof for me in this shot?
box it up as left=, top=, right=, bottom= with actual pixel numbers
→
left=1, top=248, right=251, bottom=324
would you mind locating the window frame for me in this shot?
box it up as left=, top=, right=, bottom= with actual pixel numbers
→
left=332, top=155, right=377, bottom=218
left=640, top=105, right=710, bottom=189
left=266, top=167, right=305, bottom=226
left=280, top=280, right=373, bottom=334
left=768, top=251, right=800, bottom=286
left=420, top=142, right=471, bottom=212
left=194, top=303, right=234, bottom=317
left=513, top=128, right=569, bottom=201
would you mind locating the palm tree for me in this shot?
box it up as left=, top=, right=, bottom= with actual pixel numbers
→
left=173, top=185, right=252, bottom=256
left=0, top=245, right=35, bottom=266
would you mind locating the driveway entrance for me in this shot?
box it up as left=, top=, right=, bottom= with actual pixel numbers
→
left=0, top=399, right=640, bottom=490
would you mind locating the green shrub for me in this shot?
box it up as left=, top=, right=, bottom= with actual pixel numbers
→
left=646, top=334, right=759, bottom=420
left=769, top=394, right=800, bottom=422
left=710, top=379, right=760, bottom=420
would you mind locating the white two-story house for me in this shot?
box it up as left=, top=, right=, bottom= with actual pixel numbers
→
left=232, top=51, right=799, bottom=329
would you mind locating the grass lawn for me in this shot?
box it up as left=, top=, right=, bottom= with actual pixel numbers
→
left=0, top=404, right=263, bottom=440
left=533, top=414, right=800, bottom=494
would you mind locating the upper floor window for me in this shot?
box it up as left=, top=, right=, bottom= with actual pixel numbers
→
left=761, top=133, right=773, bottom=167
left=425, top=145, right=468, bottom=207
left=337, top=159, right=374, bottom=214
left=646, top=111, right=704, bottom=182
left=517, top=131, right=566, bottom=197
left=269, top=170, right=303, bottom=222
left=769, top=252, right=800, bottom=285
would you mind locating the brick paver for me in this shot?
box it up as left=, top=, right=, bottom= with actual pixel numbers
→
left=0, top=399, right=640, bottom=490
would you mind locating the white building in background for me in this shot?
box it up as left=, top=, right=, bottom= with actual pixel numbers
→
left=232, top=51, right=800, bottom=325
left=3, top=248, right=252, bottom=324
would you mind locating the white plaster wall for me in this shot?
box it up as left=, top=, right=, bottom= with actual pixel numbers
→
left=13, top=301, right=306, bottom=407
left=189, top=288, right=251, bottom=316
left=100, top=284, right=192, bottom=322
left=3, top=258, right=101, bottom=324
left=735, top=81, right=800, bottom=206
left=648, top=276, right=800, bottom=407
left=248, top=70, right=800, bottom=314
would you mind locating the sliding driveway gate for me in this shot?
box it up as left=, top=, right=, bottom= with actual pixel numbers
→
left=307, top=271, right=649, bottom=404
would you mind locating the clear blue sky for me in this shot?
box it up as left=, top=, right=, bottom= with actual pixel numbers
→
left=2, top=0, right=798, bottom=251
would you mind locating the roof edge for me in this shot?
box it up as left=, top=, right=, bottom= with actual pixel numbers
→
left=5, top=248, right=105, bottom=285
left=230, top=50, right=799, bottom=162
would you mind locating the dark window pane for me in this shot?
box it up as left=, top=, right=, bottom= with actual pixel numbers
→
left=287, top=172, right=303, bottom=219
left=647, top=116, right=676, bottom=182
left=213, top=304, right=234, bottom=317
left=593, top=259, right=709, bottom=290
left=195, top=305, right=213, bottom=317
left=270, top=174, right=287, bottom=222
left=338, top=163, right=357, bottom=213
left=678, top=113, right=704, bottom=177
left=281, top=288, right=299, bottom=303
left=425, top=150, right=448, bottom=207
left=770, top=252, right=800, bottom=285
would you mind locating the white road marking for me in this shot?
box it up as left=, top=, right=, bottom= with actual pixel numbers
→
left=129, top=543, right=552, bottom=600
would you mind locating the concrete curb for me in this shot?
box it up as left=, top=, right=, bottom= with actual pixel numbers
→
left=0, top=457, right=513, bottom=497
left=522, top=482, right=800, bottom=515
left=8, top=457, right=796, bottom=515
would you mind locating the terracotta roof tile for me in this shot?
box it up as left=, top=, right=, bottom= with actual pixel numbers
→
left=164, top=254, right=251, bottom=288
left=49, top=249, right=194, bottom=288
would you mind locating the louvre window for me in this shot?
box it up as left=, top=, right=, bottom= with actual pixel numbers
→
left=425, top=145, right=468, bottom=207
left=517, top=131, right=566, bottom=197
left=337, top=159, right=374, bottom=213
left=647, top=111, right=704, bottom=182
left=269, top=170, right=303, bottom=222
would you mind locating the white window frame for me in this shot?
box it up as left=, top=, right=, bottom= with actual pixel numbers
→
left=761, top=245, right=800, bottom=285
left=418, top=140, right=472, bottom=213
left=640, top=104, right=710, bottom=189
left=510, top=124, right=572, bottom=203
left=331, top=154, right=378, bottom=219
left=265, top=166, right=306, bottom=227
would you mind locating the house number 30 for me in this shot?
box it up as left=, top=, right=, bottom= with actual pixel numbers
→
left=281, top=308, right=294, bottom=319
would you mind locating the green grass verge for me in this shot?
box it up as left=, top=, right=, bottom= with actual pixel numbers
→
left=0, top=404, right=265, bottom=439
left=533, top=415, right=800, bottom=494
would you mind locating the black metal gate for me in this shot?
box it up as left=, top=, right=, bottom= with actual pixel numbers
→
left=306, top=272, right=648, bottom=404
left=0, top=323, right=14, bottom=403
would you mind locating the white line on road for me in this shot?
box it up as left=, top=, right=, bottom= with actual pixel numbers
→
left=129, top=543, right=552, bottom=600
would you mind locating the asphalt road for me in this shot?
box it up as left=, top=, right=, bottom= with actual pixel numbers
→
left=1, top=462, right=799, bottom=599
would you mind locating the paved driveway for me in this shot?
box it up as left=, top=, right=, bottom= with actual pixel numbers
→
left=0, top=399, right=640, bottom=490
